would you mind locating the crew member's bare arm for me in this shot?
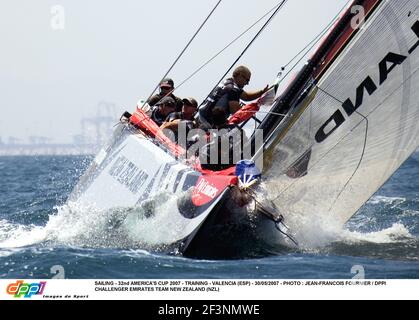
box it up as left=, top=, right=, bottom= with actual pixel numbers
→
left=161, top=119, right=180, bottom=131
left=241, top=85, right=269, bottom=101
left=229, top=101, right=242, bottom=114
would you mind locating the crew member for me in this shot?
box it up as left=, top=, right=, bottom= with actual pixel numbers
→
left=150, top=96, right=177, bottom=126
left=148, top=78, right=183, bottom=112
left=197, top=66, right=268, bottom=129
left=164, top=97, right=198, bottom=122
left=161, top=97, right=198, bottom=146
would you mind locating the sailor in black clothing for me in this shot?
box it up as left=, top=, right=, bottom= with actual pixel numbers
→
left=199, top=107, right=248, bottom=171
left=161, top=98, right=198, bottom=147
left=147, top=78, right=183, bottom=112
left=165, top=97, right=198, bottom=122
left=150, top=96, right=177, bottom=126
left=197, top=66, right=269, bottom=129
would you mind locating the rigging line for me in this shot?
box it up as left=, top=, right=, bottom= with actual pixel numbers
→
left=267, top=19, right=419, bottom=204
left=175, top=1, right=288, bottom=92
left=315, top=87, right=370, bottom=212
left=177, top=0, right=349, bottom=95
left=276, top=0, right=352, bottom=88
left=269, top=85, right=370, bottom=204
left=142, top=0, right=223, bottom=107
left=245, top=189, right=299, bottom=246
left=316, top=86, right=343, bottom=104
left=275, top=223, right=299, bottom=247
left=316, top=73, right=419, bottom=212
left=251, top=2, right=352, bottom=159
left=328, top=113, right=369, bottom=213
left=236, top=110, right=288, bottom=117
left=277, top=36, right=327, bottom=86
left=257, top=204, right=299, bottom=246
left=278, top=9, right=352, bottom=88
left=217, top=0, right=288, bottom=86
left=282, top=0, right=352, bottom=71
left=251, top=3, right=352, bottom=160
left=197, top=0, right=289, bottom=108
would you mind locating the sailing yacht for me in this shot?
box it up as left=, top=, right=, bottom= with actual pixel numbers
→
left=69, top=0, right=419, bottom=258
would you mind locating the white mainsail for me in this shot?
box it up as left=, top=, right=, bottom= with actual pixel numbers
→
left=262, top=0, right=419, bottom=228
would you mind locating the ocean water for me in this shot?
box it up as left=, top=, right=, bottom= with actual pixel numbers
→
left=0, top=153, right=418, bottom=279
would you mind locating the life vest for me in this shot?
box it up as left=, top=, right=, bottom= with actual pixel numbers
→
left=197, top=78, right=242, bottom=128
left=148, top=93, right=183, bottom=111
left=150, top=107, right=166, bottom=126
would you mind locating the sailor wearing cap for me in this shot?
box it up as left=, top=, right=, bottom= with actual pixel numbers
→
left=160, top=97, right=199, bottom=147
left=150, top=96, right=177, bottom=126
left=147, top=78, right=183, bottom=112
left=165, top=97, right=198, bottom=122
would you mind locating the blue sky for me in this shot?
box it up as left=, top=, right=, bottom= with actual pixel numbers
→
left=0, top=0, right=348, bottom=143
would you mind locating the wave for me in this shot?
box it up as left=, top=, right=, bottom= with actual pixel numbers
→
left=0, top=185, right=417, bottom=261
left=367, top=196, right=406, bottom=206
left=274, top=189, right=416, bottom=246
left=0, top=219, right=46, bottom=248
left=0, top=191, right=187, bottom=252
left=339, top=223, right=414, bottom=244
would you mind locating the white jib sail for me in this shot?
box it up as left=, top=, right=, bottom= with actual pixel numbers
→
left=263, top=0, right=419, bottom=236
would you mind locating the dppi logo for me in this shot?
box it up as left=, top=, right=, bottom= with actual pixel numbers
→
left=6, top=280, right=46, bottom=298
